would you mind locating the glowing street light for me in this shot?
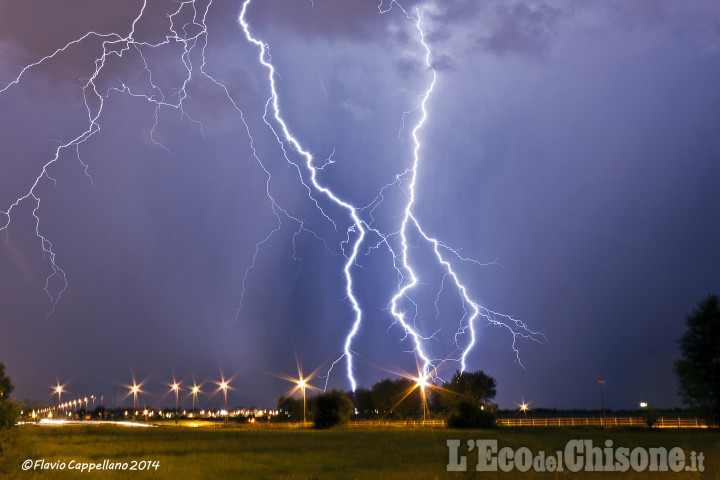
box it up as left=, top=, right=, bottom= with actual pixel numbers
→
left=415, top=376, right=429, bottom=422
left=220, top=381, right=228, bottom=423
left=131, top=384, right=139, bottom=420
left=54, top=386, right=62, bottom=417
left=297, top=379, right=308, bottom=425
left=280, top=363, right=322, bottom=426
left=172, top=383, right=180, bottom=425
left=192, top=385, right=199, bottom=416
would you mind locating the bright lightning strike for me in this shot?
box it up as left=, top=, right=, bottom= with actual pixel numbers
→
left=373, top=2, right=544, bottom=382
left=0, top=0, right=212, bottom=316
left=239, top=0, right=367, bottom=391
left=2, top=0, right=542, bottom=393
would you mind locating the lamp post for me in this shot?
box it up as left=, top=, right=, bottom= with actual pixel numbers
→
left=415, top=377, right=428, bottom=423
left=55, top=386, right=62, bottom=418
left=172, top=383, right=180, bottom=425
left=192, top=386, right=199, bottom=416
left=220, top=381, right=228, bottom=423
left=297, top=379, right=307, bottom=425
left=598, top=378, right=606, bottom=426
left=131, top=385, right=139, bottom=421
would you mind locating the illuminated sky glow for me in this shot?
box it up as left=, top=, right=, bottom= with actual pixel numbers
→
left=1, top=0, right=719, bottom=410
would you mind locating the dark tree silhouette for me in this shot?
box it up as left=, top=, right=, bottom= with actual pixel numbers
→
left=444, top=370, right=497, bottom=404
left=352, top=387, right=374, bottom=418
left=0, top=363, right=20, bottom=452
left=675, top=294, right=720, bottom=427
left=277, top=395, right=305, bottom=422
left=0, top=363, right=12, bottom=402
left=314, top=390, right=353, bottom=429
left=437, top=370, right=498, bottom=428
left=370, top=378, right=422, bottom=419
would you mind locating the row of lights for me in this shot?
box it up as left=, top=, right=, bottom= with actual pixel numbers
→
left=37, top=375, right=644, bottom=424
left=47, top=375, right=299, bottom=423
left=49, top=380, right=227, bottom=422
left=44, top=369, right=437, bottom=424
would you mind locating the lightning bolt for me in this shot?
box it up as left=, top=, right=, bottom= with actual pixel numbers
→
left=1, top=0, right=317, bottom=322
left=374, top=1, right=544, bottom=381
left=0, top=14, right=147, bottom=315
left=2, top=0, right=542, bottom=391
left=239, top=0, right=367, bottom=391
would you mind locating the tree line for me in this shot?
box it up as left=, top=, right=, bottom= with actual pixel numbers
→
left=278, top=369, right=499, bottom=428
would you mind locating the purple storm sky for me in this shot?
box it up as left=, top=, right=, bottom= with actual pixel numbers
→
left=1, top=0, right=719, bottom=411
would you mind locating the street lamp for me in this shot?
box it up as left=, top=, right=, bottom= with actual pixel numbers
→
left=297, top=379, right=307, bottom=425
left=192, top=385, right=199, bottom=416
left=415, top=376, right=429, bottom=423
left=131, top=385, right=139, bottom=420
left=220, top=381, right=228, bottom=423
left=55, top=386, right=62, bottom=417
left=172, top=383, right=180, bottom=425
left=598, top=378, right=606, bottom=426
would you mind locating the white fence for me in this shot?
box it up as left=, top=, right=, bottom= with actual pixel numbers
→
left=496, top=417, right=708, bottom=428
left=348, top=417, right=709, bottom=428
left=350, top=419, right=445, bottom=427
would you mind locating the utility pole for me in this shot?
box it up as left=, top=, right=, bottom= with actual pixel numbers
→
left=598, top=378, right=606, bottom=426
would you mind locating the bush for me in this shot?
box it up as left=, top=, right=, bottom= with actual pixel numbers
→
left=0, top=363, right=20, bottom=453
left=277, top=395, right=305, bottom=422
left=643, top=407, right=659, bottom=428
left=0, top=401, right=20, bottom=431
left=314, top=390, right=353, bottom=429
left=446, top=400, right=497, bottom=428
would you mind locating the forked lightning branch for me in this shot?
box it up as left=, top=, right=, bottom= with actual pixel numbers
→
left=0, top=0, right=541, bottom=390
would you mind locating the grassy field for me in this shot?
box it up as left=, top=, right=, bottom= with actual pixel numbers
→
left=1, top=424, right=718, bottom=479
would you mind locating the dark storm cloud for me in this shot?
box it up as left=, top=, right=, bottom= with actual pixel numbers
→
left=420, top=0, right=565, bottom=58
left=0, top=0, right=143, bottom=81
left=476, top=2, right=564, bottom=58
left=243, top=0, right=380, bottom=40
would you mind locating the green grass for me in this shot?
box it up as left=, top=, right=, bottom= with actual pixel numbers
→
left=1, top=424, right=718, bottom=479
